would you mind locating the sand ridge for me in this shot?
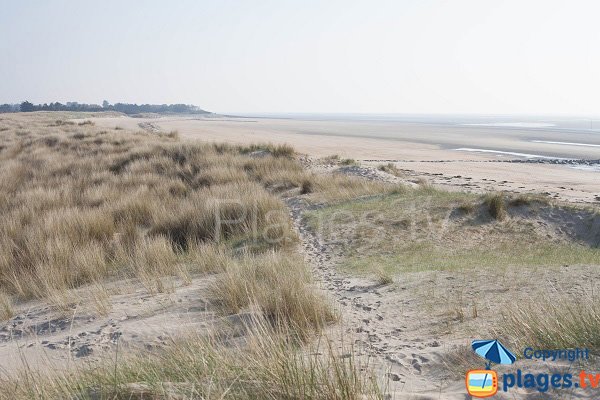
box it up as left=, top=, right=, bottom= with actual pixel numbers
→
left=288, top=162, right=600, bottom=398
left=86, top=115, right=600, bottom=204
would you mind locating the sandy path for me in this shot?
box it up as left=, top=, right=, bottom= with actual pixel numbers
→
left=286, top=163, right=600, bottom=399
left=285, top=190, right=465, bottom=398
left=286, top=197, right=483, bottom=398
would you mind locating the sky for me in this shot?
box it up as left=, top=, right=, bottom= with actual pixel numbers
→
left=1, top=0, right=599, bottom=115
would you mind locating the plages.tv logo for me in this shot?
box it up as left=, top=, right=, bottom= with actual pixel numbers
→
left=466, top=339, right=517, bottom=398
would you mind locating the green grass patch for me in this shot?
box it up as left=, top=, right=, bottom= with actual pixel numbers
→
left=305, top=187, right=600, bottom=277
left=343, top=243, right=600, bottom=274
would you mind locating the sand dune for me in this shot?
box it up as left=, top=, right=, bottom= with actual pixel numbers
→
left=87, top=115, right=600, bottom=203
left=1, top=113, right=598, bottom=399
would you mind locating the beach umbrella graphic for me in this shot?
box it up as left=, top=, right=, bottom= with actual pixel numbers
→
left=472, top=339, right=516, bottom=369
left=471, top=339, right=516, bottom=391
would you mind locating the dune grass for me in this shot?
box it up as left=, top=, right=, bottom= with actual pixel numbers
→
left=339, top=158, right=358, bottom=166
left=238, top=142, right=296, bottom=158
left=344, top=242, right=600, bottom=274
left=0, top=114, right=304, bottom=301
left=305, top=184, right=600, bottom=360
left=377, top=162, right=403, bottom=177
left=304, top=186, right=600, bottom=275
left=484, top=192, right=506, bottom=220
left=211, top=251, right=337, bottom=340
left=0, top=319, right=383, bottom=400
left=0, top=113, right=386, bottom=399
left=500, top=291, right=600, bottom=353
left=4, top=112, right=598, bottom=396
left=309, top=174, right=402, bottom=203
left=0, top=113, right=346, bottom=336
left=0, top=291, right=13, bottom=321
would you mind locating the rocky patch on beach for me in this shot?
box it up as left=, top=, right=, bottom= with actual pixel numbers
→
left=506, top=158, right=600, bottom=166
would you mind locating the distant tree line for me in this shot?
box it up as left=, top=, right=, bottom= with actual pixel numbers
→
left=0, top=103, right=20, bottom=113
left=0, top=101, right=209, bottom=115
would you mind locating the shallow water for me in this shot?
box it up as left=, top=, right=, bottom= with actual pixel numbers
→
left=463, top=122, right=555, bottom=128
left=532, top=140, right=600, bottom=148
left=454, top=148, right=570, bottom=160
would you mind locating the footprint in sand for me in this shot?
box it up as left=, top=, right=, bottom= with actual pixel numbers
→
left=387, top=372, right=403, bottom=382
left=412, top=353, right=430, bottom=363
left=410, top=358, right=422, bottom=373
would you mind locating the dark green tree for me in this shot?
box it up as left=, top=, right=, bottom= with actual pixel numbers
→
left=20, top=101, right=35, bottom=112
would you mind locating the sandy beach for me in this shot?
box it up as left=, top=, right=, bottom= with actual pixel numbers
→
left=0, top=112, right=598, bottom=399
left=88, top=115, right=600, bottom=203
left=83, top=112, right=600, bottom=397
left=4, top=1, right=600, bottom=397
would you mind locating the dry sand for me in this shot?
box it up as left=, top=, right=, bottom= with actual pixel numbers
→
left=2, top=159, right=597, bottom=397
left=4, top=114, right=591, bottom=398
left=287, top=166, right=600, bottom=398
left=87, top=115, right=600, bottom=204
left=0, top=275, right=221, bottom=376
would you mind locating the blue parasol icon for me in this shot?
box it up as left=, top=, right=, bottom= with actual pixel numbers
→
left=471, top=339, right=516, bottom=392
left=472, top=339, right=516, bottom=370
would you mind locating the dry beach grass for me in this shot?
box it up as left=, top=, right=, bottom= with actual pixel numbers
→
left=0, top=114, right=301, bottom=301
left=0, top=113, right=388, bottom=399
left=1, top=112, right=599, bottom=398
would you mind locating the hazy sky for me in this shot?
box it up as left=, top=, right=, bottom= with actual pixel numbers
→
left=1, top=0, right=599, bottom=115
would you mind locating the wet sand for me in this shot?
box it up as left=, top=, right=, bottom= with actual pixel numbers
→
left=86, top=115, right=600, bottom=203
